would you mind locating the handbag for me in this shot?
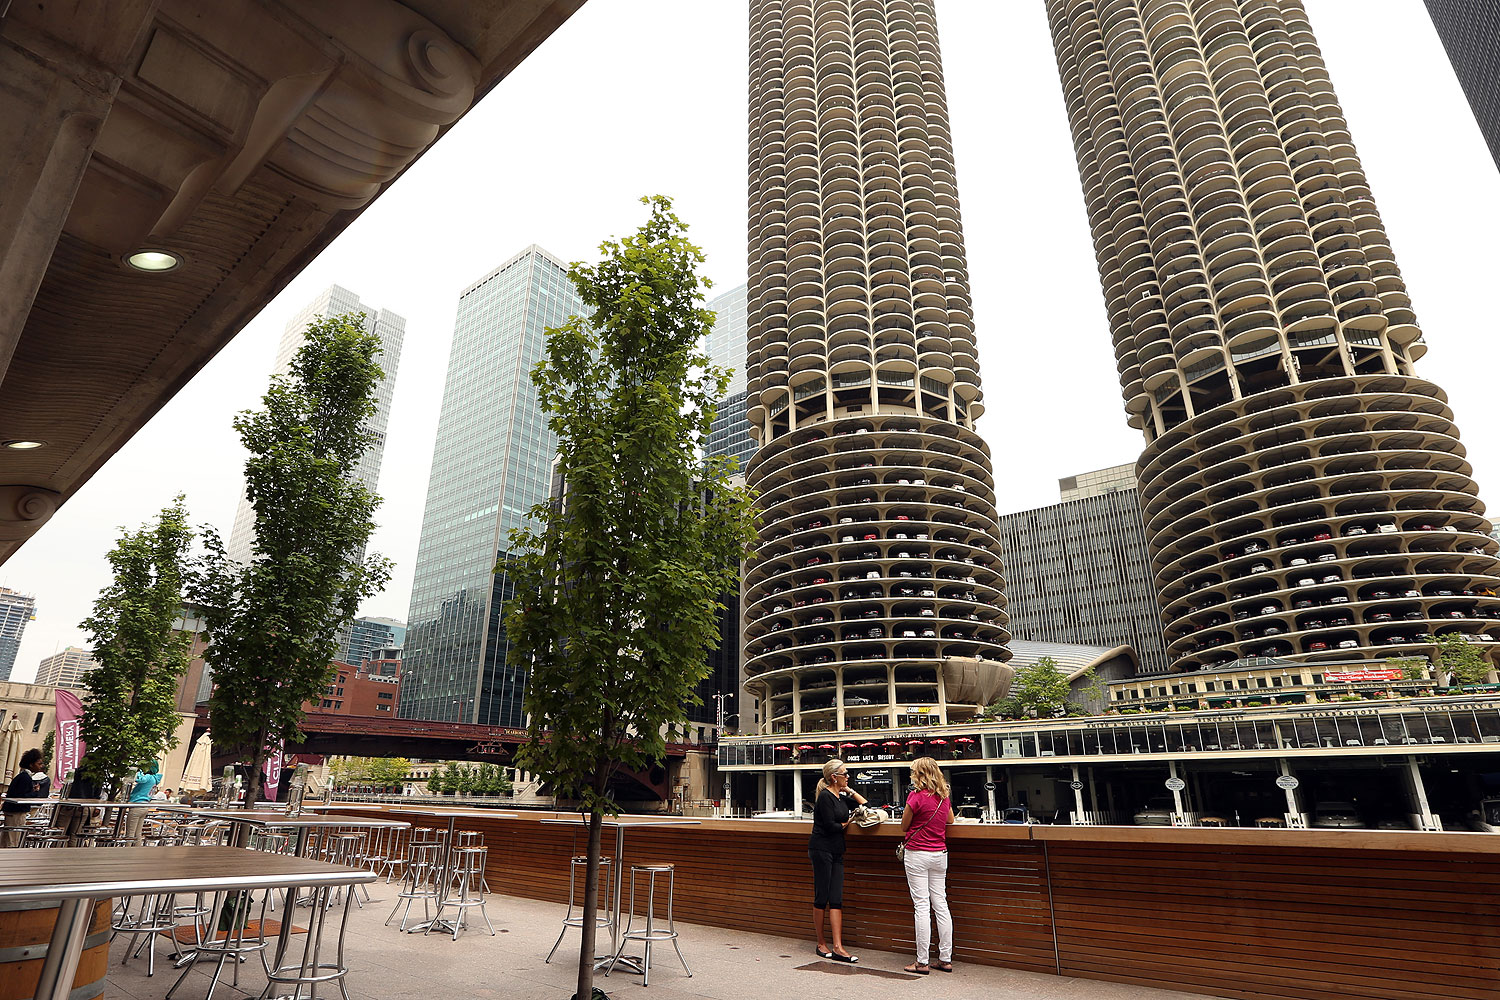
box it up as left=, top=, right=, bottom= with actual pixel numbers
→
left=896, top=839, right=906, bottom=864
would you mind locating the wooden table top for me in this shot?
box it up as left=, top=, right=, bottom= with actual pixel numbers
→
left=0, top=846, right=375, bottom=902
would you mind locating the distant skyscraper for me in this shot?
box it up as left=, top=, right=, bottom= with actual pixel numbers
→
left=1048, top=0, right=1500, bottom=672
left=399, top=246, right=581, bottom=726
left=704, top=283, right=756, bottom=470
left=1425, top=1, right=1500, bottom=174
left=34, top=646, right=95, bottom=688
left=339, top=616, right=405, bottom=668
left=0, top=588, right=36, bottom=682
left=227, top=284, right=405, bottom=564
left=994, top=472, right=1169, bottom=676
left=742, top=0, right=1011, bottom=736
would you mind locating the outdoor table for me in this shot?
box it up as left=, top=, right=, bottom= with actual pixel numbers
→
left=0, top=845, right=373, bottom=1000
left=29, top=799, right=169, bottom=842
left=387, top=807, right=516, bottom=935
left=540, top=815, right=700, bottom=972
left=161, top=807, right=409, bottom=856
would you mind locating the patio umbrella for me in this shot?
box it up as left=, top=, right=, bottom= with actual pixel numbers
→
left=906, top=739, right=925, bottom=745
left=0, top=717, right=21, bottom=783
left=881, top=741, right=901, bottom=747
left=860, top=742, right=878, bottom=747
left=929, top=739, right=948, bottom=745
left=179, top=732, right=213, bottom=791
left=839, top=742, right=858, bottom=748
left=819, top=743, right=836, bottom=750
left=955, top=737, right=975, bottom=744
left=773, top=745, right=791, bottom=752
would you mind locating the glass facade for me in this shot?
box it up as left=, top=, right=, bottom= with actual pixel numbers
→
left=706, top=391, right=755, bottom=472
left=340, top=615, right=406, bottom=667
left=227, top=284, right=406, bottom=564
left=399, top=246, right=581, bottom=726
left=0, top=587, right=36, bottom=682
left=704, top=283, right=748, bottom=397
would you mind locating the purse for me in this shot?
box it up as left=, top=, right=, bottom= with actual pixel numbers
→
left=896, top=839, right=906, bottom=864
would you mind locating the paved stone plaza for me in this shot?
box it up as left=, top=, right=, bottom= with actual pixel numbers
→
left=103, top=887, right=1217, bottom=1000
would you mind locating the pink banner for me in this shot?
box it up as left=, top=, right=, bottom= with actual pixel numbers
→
left=53, top=689, right=86, bottom=785
left=263, top=742, right=285, bottom=799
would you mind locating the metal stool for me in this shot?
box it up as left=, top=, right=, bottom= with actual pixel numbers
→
left=326, top=831, right=369, bottom=906
left=453, top=831, right=490, bottom=892
left=164, top=889, right=271, bottom=1000
left=385, top=841, right=443, bottom=932
left=546, top=855, right=613, bottom=963
left=378, top=826, right=410, bottom=883
left=113, top=893, right=179, bottom=976
left=427, top=846, right=494, bottom=941
left=607, top=864, right=690, bottom=986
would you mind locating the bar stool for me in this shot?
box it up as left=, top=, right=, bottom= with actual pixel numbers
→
left=379, top=826, right=410, bottom=883
left=325, top=832, right=369, bottom=907
left=385, top=841, right=443, bottom=932
left=546, top=855, right=613, bottom=963
left=113, top=892, right=180, bottom=976
left=454, top=830, right=490, bottom=892
left=165, top=889, right=271, bottom=1000
left=427, top=846, right=494, bottom=941
left=607, top=864, right=690, bottom=987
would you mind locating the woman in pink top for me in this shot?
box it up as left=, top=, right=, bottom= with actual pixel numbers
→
left=899, top=756, right=954, bottom=974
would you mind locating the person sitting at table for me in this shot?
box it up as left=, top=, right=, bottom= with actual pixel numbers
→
left=125, top=761, right=162, bottom=844
left=3, top=748, right=51, bottom=847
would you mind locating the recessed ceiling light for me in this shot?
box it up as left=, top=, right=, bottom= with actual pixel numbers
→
left=125, top=249, right=182, bottom=272
left=2, top=440, right=45, bottom=450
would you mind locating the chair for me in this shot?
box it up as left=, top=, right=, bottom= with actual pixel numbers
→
left=546, top=855, right=613, bottom=963
left=426, top=846, right=494, bottom=941
left=606, top=864, right=691, bottom=987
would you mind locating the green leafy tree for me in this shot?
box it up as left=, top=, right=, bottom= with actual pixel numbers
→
left=367, top=757, right=411, bottom=790
left=440, top=761, right=462, bottom=794
left=426, top=769, right=442, bottom=795
left=40, top=731, right=53, bottom=773
left=506, top=196, right=757, bottom=1000
left=1434, top=634, right=1491, bottom=686
left=989, top=656, right=1074, bottom=720
left=192, top=316, right=393, bottom=807
left=78, top=498, right=195, bottom=792
left=1386, top=656, right=1428, bottom=682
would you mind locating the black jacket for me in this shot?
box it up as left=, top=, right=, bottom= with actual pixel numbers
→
left=3, top=770, right=50, bottom=813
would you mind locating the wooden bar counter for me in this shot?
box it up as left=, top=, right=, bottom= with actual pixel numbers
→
left=334, top=805, right=1500, bottom=1000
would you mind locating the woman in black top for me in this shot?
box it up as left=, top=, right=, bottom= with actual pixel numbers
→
left=3, top=748, right=50, bottom=848
left=808, top=757, right=867, bottom=962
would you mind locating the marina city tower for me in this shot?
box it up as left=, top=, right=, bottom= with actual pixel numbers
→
left=742, top=0, right=1012, bottom=737
left=1046, top=0, right=1500, bottom=672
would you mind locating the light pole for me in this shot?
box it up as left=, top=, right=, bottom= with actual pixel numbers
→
left=712, top=693, right=734, bottom=815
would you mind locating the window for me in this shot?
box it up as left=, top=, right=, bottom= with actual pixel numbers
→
left=32, top=712, right=43, bottom=732
left=378, top=692, right=393, bottom=700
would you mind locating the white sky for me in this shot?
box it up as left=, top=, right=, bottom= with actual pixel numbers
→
left=5, top=1, right=1496, bottom=683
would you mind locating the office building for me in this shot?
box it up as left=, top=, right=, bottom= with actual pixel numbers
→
left=741, top=0, right=1012, bottom=736
left=0, top=588, right=36, bottom=682
left=340, top=616, right=405, bottom=670
left=1058, top=463, right=1136, bottom=502
left=34, top=646, right=96, bottom=689
left=1425, top=1, right=1500, bottom=174
left=399, top=246, right=581, bottom=726
left=227, top=284, right=406, bottom=563
left=1047, top=0, right=1500, bottom=672
left=704, top=283, right=757, bottom=471
left=995, top=474, right=1170, bottom=676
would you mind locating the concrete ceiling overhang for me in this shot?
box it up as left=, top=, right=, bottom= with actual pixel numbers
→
left=0, top=0, right=584, bottom=562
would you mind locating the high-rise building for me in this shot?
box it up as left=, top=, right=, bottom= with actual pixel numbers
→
left=1059, top=463, right=1136, bottom=502
left=741, top=0, right=1012, bottom=736
left=1425, top=1, right=1500, bottom=174
left=994, top=472, right=1169, bottom=676
left=0, top=588, right=36, bottom=682
left=227, top=284, right=406, bottom=564
left=1047, top=0, right=1500, bottom=673
left=340, top=616, right=405, bottom=670
left=34, top=646, right=95, bottom=688
left=704, top=283, right=757, bottom=471
left=399, top=246, right=581, bottom=726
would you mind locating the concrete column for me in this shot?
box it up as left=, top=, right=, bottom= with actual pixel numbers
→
left=1070, top=764, right=1085, bottom=823
left=935, top=663, right=949, bottom=725
left=1279, top=758, right=1303, bottom=824
left=985, top=765, right=997, bottom=820
left=890, top=768, right=900, bottom=807
left=1087, top=766, right=1098, bottom=814
left=835, top=668, right=846, bottom=731
left=1168, top=760, right=1185, bottom=823
left=1406, top=756, right=1437, bottom=831
left=791, top=678, right=802, bottom=735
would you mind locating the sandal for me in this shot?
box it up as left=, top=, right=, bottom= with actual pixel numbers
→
left=904, top=962, right=930, bottom=975
left=933, top=961, right=953, bottom=973
left=831, top=951, right=859, bottom=964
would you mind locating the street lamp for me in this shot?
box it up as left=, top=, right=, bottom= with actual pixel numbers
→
left=711, top=693, right=735, bottom=815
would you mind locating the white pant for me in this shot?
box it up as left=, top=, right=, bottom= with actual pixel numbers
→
left=903, top=848, right=952, bottom=964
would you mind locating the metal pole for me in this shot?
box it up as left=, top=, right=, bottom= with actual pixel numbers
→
left=35, top=896, right=93, bottom=1000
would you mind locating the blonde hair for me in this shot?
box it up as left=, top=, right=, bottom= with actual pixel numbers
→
left=909, top=757, right=949, bottom=800
left=815, top=758, right=846, bottom=799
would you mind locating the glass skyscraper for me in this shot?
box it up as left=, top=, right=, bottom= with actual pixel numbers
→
left=704, top=282, right=756, bottom=470
left=0, top=587, right=36, bottom=682
left=227, top=284, right=405, bottom=564
left=399, top=246, right=581, bottom=726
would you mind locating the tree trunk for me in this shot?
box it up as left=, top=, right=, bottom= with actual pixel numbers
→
left=244, top=732, right=267, bottom=809
left=575, top=767, right=609, bottom=1000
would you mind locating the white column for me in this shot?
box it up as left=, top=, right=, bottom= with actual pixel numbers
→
left=984, top=765, right=997, bottom=821
left=1168, top=760, right=1185, bottom=824
left=1070, top=764, right=1085, bottom=823
left=1279, top=758, right=1303, bottom=824
left=1407, top=756, right=1437, bottom=831
left=763, top=770, right=775, bottom=813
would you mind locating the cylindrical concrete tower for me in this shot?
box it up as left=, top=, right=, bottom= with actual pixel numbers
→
left=742, top=0, right=1012, bottom=737
left=1046, top=0, right=1500, bottom=672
